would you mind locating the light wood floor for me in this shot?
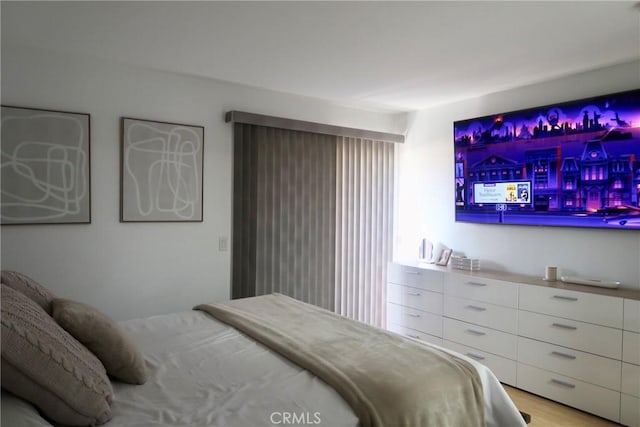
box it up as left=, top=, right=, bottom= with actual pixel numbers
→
left=503, top=385, right=621, bottom=426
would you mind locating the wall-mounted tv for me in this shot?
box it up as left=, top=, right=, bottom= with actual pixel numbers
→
left=454, top=89, right=640, bottom=230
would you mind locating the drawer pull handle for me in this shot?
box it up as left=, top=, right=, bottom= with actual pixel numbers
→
left=552, top=323, right=577, bottom=330
left=406, top=334, right=420, bottom=339
left=406, top=313, right=421, bottom=318
left=551, top=351, right=577, bottom=360
left=550, top=378, right=576, bottom=389
left=466, top=281, right=487, bottom=287
left=404, top=270, right=420, bottom=275
left=553, top=295, right=578, bottom=302
left=466, top=352, right=486, bottom=361
left=465, top=305, right=487, bottom=312
left=406, top=292, right=422, bottom=297
left=466, top=329, right=486, bottom=336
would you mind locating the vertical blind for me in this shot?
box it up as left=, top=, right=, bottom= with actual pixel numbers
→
left=232, top=121, right=395, bottom=327
left=335, top=136, right=394, bottom=327
left=233, top=124, right=336, bottom=310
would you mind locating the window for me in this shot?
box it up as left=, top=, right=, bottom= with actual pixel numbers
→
left=231, top=113, right=399, bottom=327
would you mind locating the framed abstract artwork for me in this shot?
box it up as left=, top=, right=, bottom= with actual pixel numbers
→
left=1, top=105, right=91, bottom=224
left=120, top=117, right=204, bottom=222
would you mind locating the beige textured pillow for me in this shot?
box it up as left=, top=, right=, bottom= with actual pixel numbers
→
left=1, top=270, right=56, bottom=314
left=52, top=298, right=148, bottom=385
left=1, top=284, right=113, bottom=426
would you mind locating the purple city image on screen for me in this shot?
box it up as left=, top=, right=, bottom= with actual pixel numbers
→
left=454, top=89, right=640, bottom=229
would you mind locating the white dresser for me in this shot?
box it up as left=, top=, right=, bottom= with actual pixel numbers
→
left=386, top=261, right=640, bottom=425
left=442, top=272, right=518, bottom=386
left=517, top=285, right=623, bottom=421
left=622, top=299, right=640, bottom=427
left=386, top=263, right=444, bottom=347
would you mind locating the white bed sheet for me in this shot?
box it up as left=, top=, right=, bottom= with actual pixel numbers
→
left=107, top=311, right=525, bottom=427
left=1, top=390, right=53, bottom=427
left=110, top=311, right=358, bottom=427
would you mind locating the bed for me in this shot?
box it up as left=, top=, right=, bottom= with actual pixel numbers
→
left=1, top=273, right=526, bottom=427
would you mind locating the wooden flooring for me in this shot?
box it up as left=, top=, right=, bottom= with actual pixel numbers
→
left=503, top=385, right=621, bottom=426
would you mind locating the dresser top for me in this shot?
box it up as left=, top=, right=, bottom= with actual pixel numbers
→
left=393, top=261, right=640, bottom=300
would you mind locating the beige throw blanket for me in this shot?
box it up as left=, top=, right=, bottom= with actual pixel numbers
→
left=195, top=293, right=484, bottom=427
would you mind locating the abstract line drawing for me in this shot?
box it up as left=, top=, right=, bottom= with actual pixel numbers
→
left=121, top=117, right=204, bottom=222
left=1, top=106, right=91, bottom=224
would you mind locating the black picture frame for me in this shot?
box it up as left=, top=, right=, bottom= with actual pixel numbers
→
left=1, top=105, right=91, bottom=225
left=120, top=117, right=204, bottom=222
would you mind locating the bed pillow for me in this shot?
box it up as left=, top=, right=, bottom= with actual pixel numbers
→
left=1, top=284, right=113, bottom=426
left=52, top=298, right=149, bottom=385
left=1, top=270, right=56, bottom=314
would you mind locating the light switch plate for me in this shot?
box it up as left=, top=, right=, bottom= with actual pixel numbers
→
left=218, top=237, right=228, bottom=252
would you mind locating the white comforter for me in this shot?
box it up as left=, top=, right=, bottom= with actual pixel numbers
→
left=1, top=311, right=525, bottom=426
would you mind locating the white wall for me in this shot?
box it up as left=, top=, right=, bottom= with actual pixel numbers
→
left=1, top=46, right=406, bottom=320
left=396, top=60, right=640, bottom=289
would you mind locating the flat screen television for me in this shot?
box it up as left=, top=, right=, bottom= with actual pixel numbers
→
left=454, top=88, right=640, bottom=229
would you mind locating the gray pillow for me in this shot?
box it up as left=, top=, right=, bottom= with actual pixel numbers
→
left=52, top=298, right=149, bottom=385
left=1, top=270, right=56, bottom=314
left=1, top=284, right=113, bottom=426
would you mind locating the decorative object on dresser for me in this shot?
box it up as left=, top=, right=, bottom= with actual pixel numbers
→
left=418, top=238, right=433, bottom=261
left=543, top=266, right=557, bottom=282
left=418, top=239, right=450, bottom=265
left=1, top=105, right=91, bottom=224
left=435, top=248, right=453, bottom=266
left=560, top=275, right=621, bottom=289
left=450, top=256, right=481, bottom=271
left=386, top=262, right=640, bottom=426
left=120, top=117, right=204, bottom=222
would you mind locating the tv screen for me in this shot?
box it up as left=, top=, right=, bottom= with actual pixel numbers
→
left=454, top=89, right=640, bottom=229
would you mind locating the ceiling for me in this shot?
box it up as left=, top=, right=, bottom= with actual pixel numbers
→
left=2, top=1, right=639, bottom=112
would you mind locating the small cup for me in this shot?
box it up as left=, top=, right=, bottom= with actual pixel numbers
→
left=544, top=266, right=558, bottom=281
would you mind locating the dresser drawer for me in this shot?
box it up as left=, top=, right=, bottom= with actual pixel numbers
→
left=388, top=283, right=442, bottom=314
left=444, top=273, right=518, bottom=308
left=517, top=363, right=620, bottom=422
left=519, top=286, right=623, bottom=328
left=443, top=340, right=516, bottom=386
left=518, top=336, right=621, bottom=391
left=443, top=317, right=517, bottom=359
left=622, top=362, right=640, bottom=397
left=387, top=303, right=442, bottom=337
left=625, top=299, right=640, bottom=333
left=623, top=331, right=640, bottom=365
left=387, top=263, right=443, bottom=293
left=621, top=393, right=640, bottom=427
left=444, top=295, right=517, bottom=334
left=388, top=323, right=443, bottom=347
left=519, top=311, right=622, bottom=360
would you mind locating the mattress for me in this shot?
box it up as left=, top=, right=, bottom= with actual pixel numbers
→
left=1, top=310, right=525, bottom=426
